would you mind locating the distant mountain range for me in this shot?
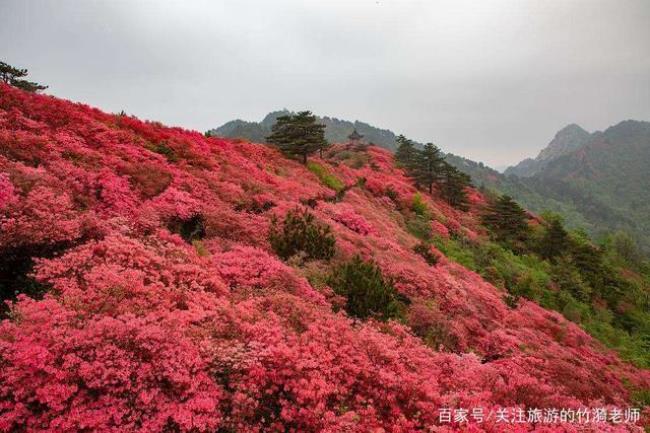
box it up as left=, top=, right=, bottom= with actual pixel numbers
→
left=504, top=120, right=650, bottom=251
left=210, top=113, right=650, bottom=252
left=209, top=110, right=400, bottom=151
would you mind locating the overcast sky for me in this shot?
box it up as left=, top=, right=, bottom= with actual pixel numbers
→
left=1, top=0, right=649, bottom=167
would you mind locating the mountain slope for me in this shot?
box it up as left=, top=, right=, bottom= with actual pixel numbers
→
left=0, top=85, right=648, bottom=432
left=533, top=120, right=650, bottom=211
left=504, top=120, right=650, bottom=251
left=444, top=153, right=633, bottom=239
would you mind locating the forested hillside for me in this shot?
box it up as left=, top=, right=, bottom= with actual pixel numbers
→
left=504, top=121, right=650, bottom=252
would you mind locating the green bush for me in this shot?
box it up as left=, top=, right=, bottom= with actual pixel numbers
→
left=327, top=255, right=407, bottom=321
left=406, top=216, right=433, bottom=241
left=167, top=214, right=206, bottom=243
left=150, top=142, right=178, bottom=162
left=269, top=208, right=336, bottom=261
left=411, top=192, right=429, bottom=217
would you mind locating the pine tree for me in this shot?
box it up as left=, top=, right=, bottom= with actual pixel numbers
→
left=318, top=140, right=332, bottom=159
left=327, top=255, right=406, bottom=321
left=438, top=162, right=470, bottom=210
left=0, top=61, right=47, bottom=92
left=394, top=135, right=418, bottom=171
left=538, top=216, right=569, bottom=260
left=412, top=142, right=444, bottom=194
left=482, top=194, right=529, bottom=244
left=266, top=111, right=327, bottom=164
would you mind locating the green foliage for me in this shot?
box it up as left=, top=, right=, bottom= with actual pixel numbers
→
left=432, top=212, right=650, bottom=368
left=411, top=143, right=444, bottom=194
left=631, top=387, right=650, bottom=407
left=212, top=110, right=402, bottom=152
left=395, top=136, right=470, bottom=210
left=266, top=111, right=327, bottom=164
left=535, top=214, right=569, bottom=261
left=332, top=150, right=368, bottom=169
left=431, top=235, right=478, bottom=270
left=411, top=193, right=430, bottom=217
left=601, top=231, right=645, bottom=270
left=408, top=302, right=459, bottom=351
left=150, top=142, right=178, bottom=162
left=404, top=193, right=435, bottom=241
left=406, top=217, right=432, bottom=241
left=269, top=208, right=336, bottom=261
left=327, top=255, right=407, bottom=321
left=446, top=130, right=650, bottom=256
left=482, top=194, right=530, bottom=247
left=192, top=240, right=210, bottom=257
left=394, top=135, right=418, bottom=169
left=167, top=214, right=206, bottom=243
left=550, top=257, right=591, bottom=302
left=438, top=163, right=470, bottom=210
left=307, top=161, right=344, bottom=192
left=385, top=187, right=398, bottom=202
left=0, top=61, right=47, bottom=92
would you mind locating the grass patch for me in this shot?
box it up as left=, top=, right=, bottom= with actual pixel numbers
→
left=307, top=161, right=345, bottom=192
left=411, top=193, right=430, bottom=218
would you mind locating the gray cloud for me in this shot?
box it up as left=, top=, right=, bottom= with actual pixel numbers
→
left=1, top=0, right=649, bottom=166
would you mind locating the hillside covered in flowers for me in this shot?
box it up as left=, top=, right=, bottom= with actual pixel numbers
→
left=0, top=83, right=649, bottom=432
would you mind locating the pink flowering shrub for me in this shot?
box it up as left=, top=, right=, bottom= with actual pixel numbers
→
left=212, top=245, right=324, bottom=302
left=321, top=202, right=374, bottom=235
left=432, top=219, right=450, bottom=237
left=0, top=173, right=17, bottom=209
left=0, top=186, right=84, bottom=247
left=0, top=84, right=647, bottom=433
left=0, top=297, right=223, bottom=433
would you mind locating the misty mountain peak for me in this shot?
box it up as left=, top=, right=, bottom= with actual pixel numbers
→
left=261, top=109, right=291, bottom=128
left=537, top=123, right=591, bottom=162
left=505, top=123, right=591, bottom=177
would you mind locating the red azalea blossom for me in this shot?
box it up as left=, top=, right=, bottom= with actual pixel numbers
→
left=0, top=84, right=647, bottom=432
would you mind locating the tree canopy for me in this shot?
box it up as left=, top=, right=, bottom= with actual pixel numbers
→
left=412, top=142, right=444, bottom=194
left=0, top=61, right=47, bottom=92
left=394, top=134, right=418, bottom=169
left=266, top=111, right=327, bottom=164
left=438, top=163, right=470, bottom=210
left=396, top=135, right=470, bottom=210
left=482, top=194, right=530, bottom=245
